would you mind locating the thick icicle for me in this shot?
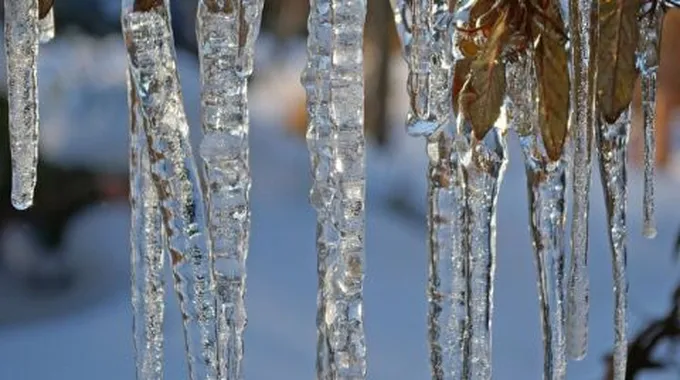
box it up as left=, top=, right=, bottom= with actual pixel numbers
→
left=389, top=0, right=456, bottom=136
left=196, top=1, right=263, bottom=377
left=122, top=1, right=219, bottom=379
left=38, top=7, right=55, bottom=43
left=458, top=121, right=507, bottom=380
left=302, top=0, right=368, bottom=377
left=566, top=0, right=596, bottom=360
left=4, top=0, right=40, bottom=210
left=128, top=74, right=165, bottom=380
left=507, top=58, right=567, bottom=380
left=426, top=125, right=469, bottom=380
left=596, top=109, right=631, bottom=380
left=637, top=5, right=662, bottom=239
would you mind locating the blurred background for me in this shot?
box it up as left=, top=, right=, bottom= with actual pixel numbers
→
left=0, top=1, right=679, bottom=379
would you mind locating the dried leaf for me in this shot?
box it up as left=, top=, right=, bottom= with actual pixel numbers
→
left=459, top=9, right=509, bottom=139
left=38, top=0, right=54, bottom=19
left=529, top=0, right=570, bottom=161
left=596, top=0, right=639, bottom=124
left=452, top=57, right=472, bottom=115
left=134, top=0, right=163, bottom=12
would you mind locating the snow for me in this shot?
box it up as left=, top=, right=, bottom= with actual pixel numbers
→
left=0, top=32, right=679, bottom=379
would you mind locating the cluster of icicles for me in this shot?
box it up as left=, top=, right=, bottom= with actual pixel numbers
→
left=2, top=0, right=672, bottom=379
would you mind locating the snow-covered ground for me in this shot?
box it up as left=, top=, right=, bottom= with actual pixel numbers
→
left=0, top=32, right=679, bottom=379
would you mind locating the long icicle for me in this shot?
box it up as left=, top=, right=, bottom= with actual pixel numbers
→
left=507, top=57, right=567, bottom=380
left=637, top=4, right=663, bottom=239
left=303, top=0, right=369, bottom=376
left=596, top=109, right=631, bottom=380
left=426, top=125, right=469, bottom=380
left=566, top=0, right=596, bottom=360
left=4, top=0, right=40, bottom=210
left=122, top=1, right=219, bottom=378
left=460, top=121, right=508, bottom=380
left=128, top=73, right=165, bottom=380
left=196, top=1, right=264, bottom=377
left=387, top=1, right=466, bottom=377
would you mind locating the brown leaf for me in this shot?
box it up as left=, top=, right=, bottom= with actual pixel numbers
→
left=38, top=0, right=54, bottom=19
left=529, top=0, right=570, bottom=161
left=452, top=58, right=472, bottom=115
left=134, top=0, right=163, bottom=12
left=458, top=9, right=509, bottom=140
left=596, top=0, right=639, bottom=124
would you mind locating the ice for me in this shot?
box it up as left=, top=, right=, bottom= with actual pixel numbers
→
left=128, top=73, right=165, bottom=380
left=566, top=0, right=596, bottom=359
left=595, top=109, right=632, bottom=380
left=4, top=0, right=40, bottom=210
left=302, top=0, right=368, bottom=377
left=122, top=3, right=219, bottom=379
left=39, top=8, right=55, bottom=43
left=507, top=57, right=567, bottom=380
left=196, top=0, right=264, bottom=377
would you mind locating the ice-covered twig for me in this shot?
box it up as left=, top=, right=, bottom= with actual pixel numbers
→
left=507, top=57, right=567, bottom=380
left=302, top=0, right=368, bottom=377
left=196, top=0, right=263, bottom=377
left=128, top=73, right=165, bottom=380
left=4, top=0, right=40, bottom=210
left=637, top=5, right=663, bottom=239
left=566, top=0, right=596, bottom=360
left=596, top=109, right=631, bottom=380
left=122, top=1, right=218, bottom=378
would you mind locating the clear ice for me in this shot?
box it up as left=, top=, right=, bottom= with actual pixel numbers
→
left=128, top=74, right=165, bottom=380
left=4, top=0, right=40, bottom=210
left=302, top=0, right=368, bottom=377
left=459, top=120, right=508, bottom=380
left=507, top=57, right=567, bottom=380
left=39, top=8, right=55, bottom=43
left=426, top=126, right=469, bottom=380
left=566, top=0, right=595, bottom=360
left=196, top=1, right=264, bottom=377
left=596, top=109, right=631, bottom=380
left=637, top=6, right=662, bottom=239
left=122, top=2, right=219, bottom=379
left=389, top=0, right=456, bottom=136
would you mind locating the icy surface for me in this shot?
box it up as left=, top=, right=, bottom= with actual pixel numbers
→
left=4, top=0, right=40, bottom=210
left=123, top=6, right=218, bottom=379
left=39, top=8, right=55, bottom=43
left=0, top=32, right=679, bottom=380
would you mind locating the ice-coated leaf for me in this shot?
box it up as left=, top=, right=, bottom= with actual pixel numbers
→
left=596, top=0, right=638, bottom=123
left=530, top=0, right=570, bottom=161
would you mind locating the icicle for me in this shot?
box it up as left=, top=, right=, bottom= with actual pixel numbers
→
left=507, top=58, right=567, bottom=380
left=122, top=1, right=219, bottom=379
left=128, top=73, right=165, bottom=380
left=303, top=0, right=368, bottom=377
left=196, top=1, right=264, bottom=377
left=426, top=125, right=469, bottom=380
left=458, top=121, right=507, bottom=380
left=389, top=0, right=456, bottom=136
left=637, top=5, right=662, bottom=239
left=566, top=0, right=596, bottom=360
left=4, top=0, right=40, bottom=210
left=38, top=7, right=55, bottom=43
left=596, top=109, right=631, bottom=380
